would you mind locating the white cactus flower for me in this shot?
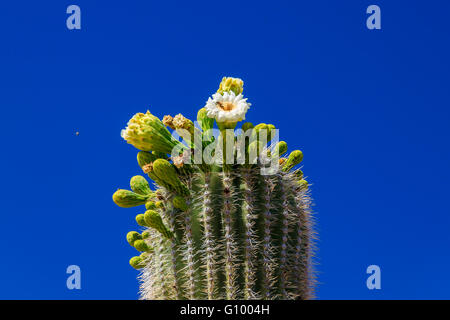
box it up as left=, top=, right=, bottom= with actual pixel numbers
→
left=204, top=91, right=251, bottom=123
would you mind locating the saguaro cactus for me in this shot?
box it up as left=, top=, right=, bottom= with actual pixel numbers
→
left=113, top=77, right=316, bottom=300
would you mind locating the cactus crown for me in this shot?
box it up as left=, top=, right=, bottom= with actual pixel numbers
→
left=113, top=77, right=316, bottom=300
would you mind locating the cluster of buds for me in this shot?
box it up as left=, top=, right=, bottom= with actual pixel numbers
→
left=121, top=111, right=183, bottom=154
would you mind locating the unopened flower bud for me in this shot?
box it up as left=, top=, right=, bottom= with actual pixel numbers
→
left=283, top=150, right=303, bottom=172
left=113, top=189, right=149, bottom=208
left=271, top=141, right=288, bottom=159
left=130, top=176, right=152, bottom=195
left=136, top=214, right=147, bottom=227
left=144, top=210, right=173, bottom=239
left=241, top=122, right=254, bottom=133
left=121, top=111, right=181, bottom=153
left=126, top=231, right=142, bottom=247
left=173, top=196, right=188, bottom=211
left=217, top=77, right=244, bottom=96
left=145, top=201, right=156, bottom=210
left=129, top=256, right=144, bottom=269
left=137, top=151, right=158, bottom=169
left=133, top=239, right=152, bottom=252
left=152, top=159, right=188, bottom=195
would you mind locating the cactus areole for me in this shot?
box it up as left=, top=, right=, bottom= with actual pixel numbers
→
left=113, top=77, right=316, bottom=300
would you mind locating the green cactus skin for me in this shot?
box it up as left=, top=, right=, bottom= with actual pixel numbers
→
left=113, top=77, right=316, bottom=300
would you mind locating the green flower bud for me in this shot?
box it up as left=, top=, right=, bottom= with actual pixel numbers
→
left=173, top=196, right=188, bottom=211
left=129, top=256, right=144, bottom=269
left=241, top=122, right=254, bottom=133
left=252, top=123, right=267, bottom=143
left=137, top=151, right=158, bottom=169
left=130, top=176, right=152, bottom=195
left=136, top=214, right=147, bottom=227
left=121, top=111, right=182, bottom=153
left=253, top=123, right=267, bottom=133
left=217, top=77, right=244, bottom=96
left=145, top=201, right=156, bottom=210
left=271, top=141, right=288, bottom=158
left=144, top=210, right=173, bottom=239
left=141, top=162, right=176, bottom=192
left=140, top=252, right=150, bottom=261
left=197, top=108, right=214, bottom=133
left=141, top=231, right=150, bottom=239
left=251, top=123, right=276, bottom=143
left=113, top=189, right=149, bottom=208
left=283, top=150, right=303, bottom=172
left=155, top=201, right=164, bottom=209
left=152, top=159, right=188, bottom=195
left=293, top=169, right=304, bottom=180
left=126, top=231, right=142, bottom=247
left=152, top=151, right=168, bottom=159
left=298, top=179, right=308, bottom=190
left=266, top=124, right=276, bottom=141
left=133, top=239, right=152, bottom=252
left=247, top=140, right=260, bottom=164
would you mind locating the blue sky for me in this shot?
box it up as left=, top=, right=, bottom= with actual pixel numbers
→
left=1, top=1, right=449, bottom=299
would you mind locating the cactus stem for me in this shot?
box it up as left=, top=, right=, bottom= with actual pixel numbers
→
left=287, top=173, right=315, bottom=300
left=139, top=232, right=167, bottom=299
left=201, top=173, right=216, bottom=299
left=262, top=176, right=276, bottom=299
left=279, top=174, right=291, bottom=299
left=156, top=236, right=170, bottom=299
left=182, top=202, right=196, bottom=299
left=241, top=168, right=259, bottom=299
left=222, top=172, right=237, bottom=299
left=165, top=199, right=185, bottom=299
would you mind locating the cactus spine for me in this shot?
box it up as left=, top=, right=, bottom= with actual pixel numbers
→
left=113, top=77, right=316, bottom=300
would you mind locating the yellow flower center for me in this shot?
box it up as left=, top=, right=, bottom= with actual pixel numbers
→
left=216, top=101, right=235, bottom=112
